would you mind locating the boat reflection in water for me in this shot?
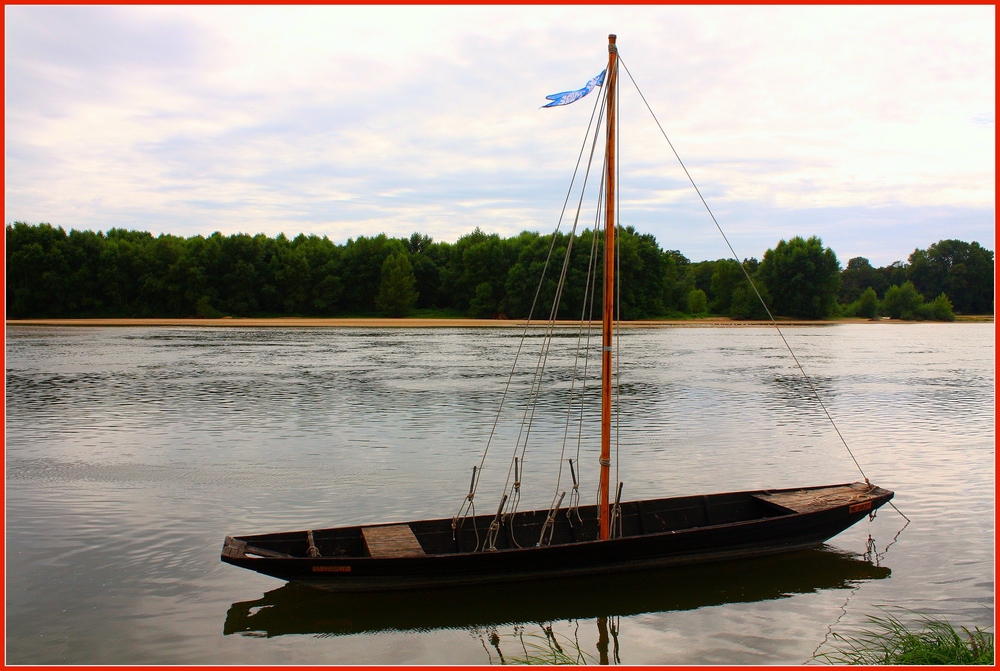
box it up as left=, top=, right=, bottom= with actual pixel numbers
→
left=224, top=545, right=889, bottom=640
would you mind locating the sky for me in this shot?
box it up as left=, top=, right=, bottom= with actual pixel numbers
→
left=4, top=5, right=995, bottom=265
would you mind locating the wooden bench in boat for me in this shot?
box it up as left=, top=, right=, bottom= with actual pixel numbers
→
left=362, top=524, right=426, bottom=558
left=753, top=483, right=876, bottom=514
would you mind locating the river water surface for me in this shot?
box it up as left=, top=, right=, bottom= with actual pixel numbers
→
left=5, top=323, right=994, bottom=664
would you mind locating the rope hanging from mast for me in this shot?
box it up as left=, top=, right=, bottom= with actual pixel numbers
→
left=494, top=77, right=609, bottom=539
left=540, top=167, right=606, bottom=544
left=513, top=33, right=622, bottom=547
left=455, top=64, right=611, bottom=546
left=472, top=61, right=614, bottom=552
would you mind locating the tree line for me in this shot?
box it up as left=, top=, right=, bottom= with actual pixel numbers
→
left=5, top=221, right=993, bottom=320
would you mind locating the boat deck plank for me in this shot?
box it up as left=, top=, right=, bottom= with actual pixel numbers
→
left=753, top=483, right=875, bottom=514
left=362, top=524, right=425, bottom=558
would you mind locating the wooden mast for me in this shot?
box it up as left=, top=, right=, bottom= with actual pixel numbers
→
left=599, top=33, right=618, bottom=541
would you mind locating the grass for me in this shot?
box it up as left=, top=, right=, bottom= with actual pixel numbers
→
left=817, top=612, right=994, bottom=665
left=480, top=625, right=597, bottom=665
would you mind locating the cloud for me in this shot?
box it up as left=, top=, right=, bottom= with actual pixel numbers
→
left=4, top=6, right=206, bottom=116
left=4, top=5, right=995, bottom=264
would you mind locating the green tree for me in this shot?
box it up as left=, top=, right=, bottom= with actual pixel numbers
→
left=292, top=233, right=342, bottom=315
left=61, top=228, right=106, bottom=315
left=687, top=288, right=707, bottom=314
left=406, top=232, right=433, bottom=255
left=709, top=259, right=742, bottom=314
left=664, top=250, right=694, bottom=313
left=469, top=282, right=499, bottom=318
left=310, top=261, right=343, bottom=315
left=841, top=257, right=886, bottom=302
left=99, top=230, right=153, bottom=315
left=441, top=228, right=514, bottom=314
left=876, top=261, right=908, bottom=296
left=852, top=287, right=879, bottom=319
left=729, top=281, right=771, bottom=319
left=915, top=292, right=956, bottom=321
left=12, top=221, right=981, bottom=323
left=907, top=239, right=994, bottom=314
left=616, top=227, right=669, bottom=319
left=410, top=253, right=440, bottom=309
left=341, top=234, right=405, bottom=313
left=688, top=260, right=718, bottom=300
left=928, top=292, right=956, bottom=321
left=881, top=281, right=924, bottom=320
left=757, top=236, right=841, bottom=319
left=6, top=222, right=69, bottom=316
left=375, top=253, right=418, bottom=317
left=708, top=258, right=765, bottom=318
left=271, top=236, right=311, bottom=314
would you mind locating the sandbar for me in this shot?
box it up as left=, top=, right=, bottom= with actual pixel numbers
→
left=7, top=316, right=986, bottom=329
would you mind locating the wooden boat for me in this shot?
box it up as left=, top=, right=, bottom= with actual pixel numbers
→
left=222, top=483, right=891, bottom=591
left=221, top=35, right=893, bottom=591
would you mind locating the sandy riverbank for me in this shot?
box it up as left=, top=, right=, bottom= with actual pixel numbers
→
left=5, top=316, right=990, bottom=328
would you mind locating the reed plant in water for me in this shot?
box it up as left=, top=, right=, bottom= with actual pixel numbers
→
left=478, top=624, right=597, bottom=665
left=817, top=611, right=993, bottom=665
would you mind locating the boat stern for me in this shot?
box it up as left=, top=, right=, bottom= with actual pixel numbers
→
left=221, top=535, right=248, bottom=561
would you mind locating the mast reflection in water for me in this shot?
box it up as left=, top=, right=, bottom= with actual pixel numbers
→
left=224, top=545, right=889, bottom=642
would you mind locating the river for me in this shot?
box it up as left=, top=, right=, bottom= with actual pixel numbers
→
left=5, top=323, right=993, bottom=664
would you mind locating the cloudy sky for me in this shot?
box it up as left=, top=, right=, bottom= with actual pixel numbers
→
left=5, top=5, right=995, bottom=264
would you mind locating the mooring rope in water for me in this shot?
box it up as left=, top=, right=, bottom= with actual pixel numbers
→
left=807, top=508, right=911, bottom=663
left=888, top=501, right=911, bottom=523
left=618, top=54, right=871, bottom=486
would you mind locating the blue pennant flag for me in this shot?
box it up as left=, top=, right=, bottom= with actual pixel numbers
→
left=542, top=70, right=606, bottom=108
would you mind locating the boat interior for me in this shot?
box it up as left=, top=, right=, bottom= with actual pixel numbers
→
left=226, top=486, right=866, bottom=560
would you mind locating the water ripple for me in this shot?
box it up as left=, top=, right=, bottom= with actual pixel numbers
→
left=4, top=323, right=994, bottom=664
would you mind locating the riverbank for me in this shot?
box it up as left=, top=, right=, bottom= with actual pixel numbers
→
left=5, top=315, right=991, bottom=328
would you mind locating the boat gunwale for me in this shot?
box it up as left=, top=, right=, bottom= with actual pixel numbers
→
left=225, top=482, right=893, bottom=563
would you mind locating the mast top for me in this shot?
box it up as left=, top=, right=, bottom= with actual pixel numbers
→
left=608, top=34, right=617, bottom=53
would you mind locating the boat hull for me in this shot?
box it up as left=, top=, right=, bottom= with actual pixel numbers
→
left=222, top=482, right=893, bottom=592
left=224, top=547, right=891, bottom=636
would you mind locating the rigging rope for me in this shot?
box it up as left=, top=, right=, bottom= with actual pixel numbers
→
left=514, top=81, right=610, bottom=546
left=457, top=72, right=609, bottom=542
left=573, top=184, right=606, bottom=522
left=480, top=78, right=611, bottom=550
left=618, top=54, right=871, bottom=485
left=542, top=160, right=607, bottom=542
left=566, top=188, right=605, bottom=527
